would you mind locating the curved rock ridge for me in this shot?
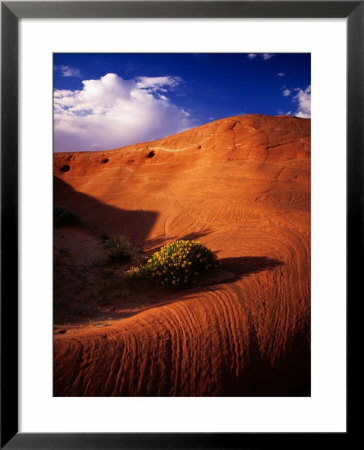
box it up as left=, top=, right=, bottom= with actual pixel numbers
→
left=54, top=114, right=311, bottom=396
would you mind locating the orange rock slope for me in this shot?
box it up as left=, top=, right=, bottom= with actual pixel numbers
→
left=54, top=114, right=311, bottom=396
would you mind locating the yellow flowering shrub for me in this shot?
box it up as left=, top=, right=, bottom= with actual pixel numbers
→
left=142, top=239, right=219, bottom=287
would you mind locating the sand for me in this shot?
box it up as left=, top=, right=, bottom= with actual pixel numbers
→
left=53, top=114, right=310, bottom=396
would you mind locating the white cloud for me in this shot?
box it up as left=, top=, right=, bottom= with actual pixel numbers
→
left=293, top=85, right=311, bottom=118
left=136, top=76, right=182, bottom=91
left=283, top=89, right=291, bottom=97
left=56, top=65, right=82, bottom=78
left=54, top=73, right=192, bottom=152
left=247, top=53, right=274, bottom=61
left=276, top=72, right=286, bottom=77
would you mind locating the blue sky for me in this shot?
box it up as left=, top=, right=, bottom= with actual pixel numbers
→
left=54, top=53, right=311, bottom=152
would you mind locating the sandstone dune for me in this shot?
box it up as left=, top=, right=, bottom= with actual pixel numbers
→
left=53, top=114, right=310, bottom=396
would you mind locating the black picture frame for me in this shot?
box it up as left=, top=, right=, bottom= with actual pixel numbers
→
left=1, top=1, right=359, bottom=448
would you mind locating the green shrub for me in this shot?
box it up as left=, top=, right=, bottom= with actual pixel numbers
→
left=143, top=239, right=219, bottom=286
left=54, top=206, right=80, bottom=228
left=104, top=235, right=137, bottom=264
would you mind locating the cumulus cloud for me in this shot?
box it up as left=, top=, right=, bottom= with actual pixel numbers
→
left=56, top=65, right=82, bottom=78
left=283, top=88, right=291, bottom=97
left=293, top=85, right=311, bottom=118
left=53, top=73, right=192, bottom=152
left=247, top=53, right=258, bottom=59
left=276, top=72, right=286, bottom=77
left=262, top=53, right=274, bottom=60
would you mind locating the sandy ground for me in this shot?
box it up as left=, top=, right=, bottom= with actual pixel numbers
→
left=53, top=114, right=311, bottom=396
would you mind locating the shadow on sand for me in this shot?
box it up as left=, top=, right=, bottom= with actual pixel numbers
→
left=54, top=176, right=158, bottom=243
left=221, top=327, right=311, bottom=397
left=220, top=256, right=283, bottom=278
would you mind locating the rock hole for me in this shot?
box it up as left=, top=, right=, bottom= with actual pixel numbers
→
left=102, top=158, right=109, bottom=164
left=60, top=164, right=70, bottom=173
left=147, top=151, right=155, bottom=158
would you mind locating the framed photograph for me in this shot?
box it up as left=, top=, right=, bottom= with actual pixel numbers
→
left=1, top=1, right=358, bottom=448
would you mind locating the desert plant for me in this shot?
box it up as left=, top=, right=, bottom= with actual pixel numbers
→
left=54, top=206, right=80, bottom=228
left=143, top=239, right=219, bottom=286
left=104, top=235, right=138, bottom=264
left=123, top=266, right=145, bottom=289
left=130, top=254, right=148, bottom=267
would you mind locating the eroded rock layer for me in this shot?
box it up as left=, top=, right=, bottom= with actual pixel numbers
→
left=54, top=114, right=311, bottom=396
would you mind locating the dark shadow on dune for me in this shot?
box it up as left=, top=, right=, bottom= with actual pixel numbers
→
left=54, top=176, right=158, bottom=243
left=221, top=326, right=311, bottom=397
left=220, top=256, right=283, bottom=278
